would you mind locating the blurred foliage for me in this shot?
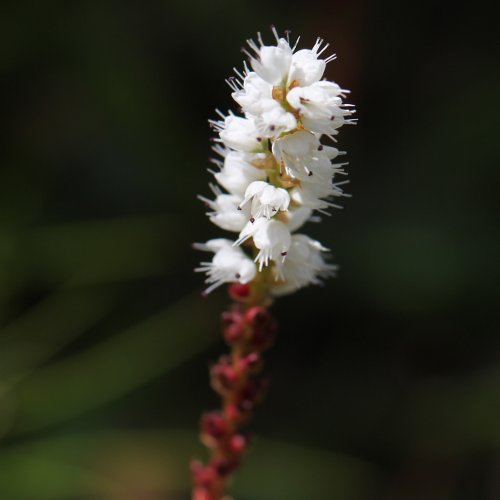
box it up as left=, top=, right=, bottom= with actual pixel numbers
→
left=0, top=0, right=498, bottom=499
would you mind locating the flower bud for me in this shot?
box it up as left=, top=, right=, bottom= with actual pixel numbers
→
left=190, top=460, right=217, bottom=487
left=211, top=356, right=238, bottom=394
left=228, top=282, right=251, bottom=301
left=244, top=306, right=271, bottom=328
left=192, top=487, right=211, bottom=500
left=237, top=352, right=261, bottom=373
left=244, top=307, right=277, bottom=349
left=200, top=411, right=227, bottom=443
left=221, top=310, right=245, bottom=344
left=229, top=433, right=248, bottom=454
left=225, top=402, right=251, bottom=424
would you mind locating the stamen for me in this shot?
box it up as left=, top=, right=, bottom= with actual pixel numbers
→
left=270, top=25, right=279, bottom=42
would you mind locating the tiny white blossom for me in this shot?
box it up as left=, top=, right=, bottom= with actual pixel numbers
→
left=218, top=115, right=265, bottom=153
left=288, top=153, right=349, bottom=212
left=270, top=234, right=336, bottom=296
left=212, top=150, right=266, bottom=196
left=254, top=100, right=297, bottom=137
left=195, top=239, right=257, bottom=293
left=235, top=218, right=291, bottom=271
left=249, top=38, right=293, bottom=86
left=287, top=81, right=352, bottom=134
left=199, top=189, right=250, bottom=232
left=232, top=72, right=273, bottom=115
left=287, top=46, right=327, bottom=87
left=240, top=180, right=290, bottom=219
left=272, top=130, right=320, bottom=177
left=284, top=206, right=313, bottom=232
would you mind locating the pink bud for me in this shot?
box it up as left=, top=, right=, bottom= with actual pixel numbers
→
left=200, top=411, right=227, bottom=440
left=244, top=306, right=271, bottom=328
left=228, top=282, right=251, bottom=301
left=229, top=434, right=247, bottom=454
left=244, top=307, right=277, bottom=349
left=237, top=352, right=260, bottom=372
left=192, top=487, right=211, bottom=500
left=211, top=356, right=239, bottom=394
left=221, top=311, right=245, bottom=344
left=190, top=460, right=217, bottom=486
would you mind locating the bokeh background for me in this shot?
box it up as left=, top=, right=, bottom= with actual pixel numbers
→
left=0, top=1, right=498, bottom=499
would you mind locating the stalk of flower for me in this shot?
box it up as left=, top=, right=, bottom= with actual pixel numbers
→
left=192, top=27, right=355, bottom=500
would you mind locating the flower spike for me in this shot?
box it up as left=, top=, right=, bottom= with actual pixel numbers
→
left=192, top=28, right=355, bottom=499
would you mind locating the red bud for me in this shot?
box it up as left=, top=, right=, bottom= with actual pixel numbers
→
left=228, top=283, right=251, bottom=301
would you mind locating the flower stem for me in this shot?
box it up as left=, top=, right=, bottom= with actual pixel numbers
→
left=191, top=283, right=276, bottom=500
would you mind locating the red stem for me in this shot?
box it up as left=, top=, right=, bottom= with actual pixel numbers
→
left=191, top=284, right=276, bottom=500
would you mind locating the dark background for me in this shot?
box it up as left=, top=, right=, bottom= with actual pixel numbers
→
left=0, top=1, right=498, bottom=499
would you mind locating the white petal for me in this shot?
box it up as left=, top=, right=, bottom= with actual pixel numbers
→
left=288, top=49, right=326, bottom=86
left=220, top=116, right=264, bottom=152
left=251, top=39, right=292, bottom=85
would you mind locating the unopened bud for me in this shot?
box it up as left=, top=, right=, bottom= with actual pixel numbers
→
left=225, top=402, right=250, bottom=424
left=211, top=356, right=238, bottom=394
left=221, top=310, right=245, bottom=344
left=228, top=282, right=251, bottom=301
left=200, top=411, right=227, bottom=442
left=237, top=352, right=260, bottom=372
left=244, top=307, right=277, bottom=349
left=229, top=433, right=247, bottom=454
left=244, top=306, right=271, bottom=328
left=190, top=460, right=217, bottom=487
left=192, top=487, right=211, bottom=500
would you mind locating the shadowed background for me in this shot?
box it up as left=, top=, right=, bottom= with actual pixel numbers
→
left=0, top=1, right=498, bottom=499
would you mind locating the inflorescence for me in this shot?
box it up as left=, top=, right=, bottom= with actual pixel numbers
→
left=195, top=27, right=355, bottom=298
left=192, top=28, right=355, bottom=499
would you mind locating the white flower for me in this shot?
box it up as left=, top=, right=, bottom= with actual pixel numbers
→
left=284, top=206, right=313, bottom=232
left=232, top=72, right=273, bottom=115
left=287, top=46, right=326, bottom=87
left=212, top=150, right=266, bottom=196
left=235, top=218, right=291, bottom=271
left=290, top=180, right=344, bottom=212
left=288, top=153, right=349, bottom=212
left=270, top=234, right=336, bottom=296
left=249, top=38, right=293, bottom=86
left=287, top=81, right=352, bottom=134
left=254, top=99, right=297, bottom=137
left=272, top=130, right=320, bottom=177
left=195, top=239, right=257, bottom=293
left=240, top=180, right=290, bottom=219
left=199, top=188, right=249, bottom=232
left=218, top=115, right=265, bottom=152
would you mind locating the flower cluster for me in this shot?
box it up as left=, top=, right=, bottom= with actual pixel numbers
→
left=196, top=28, right=355, bottom=296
